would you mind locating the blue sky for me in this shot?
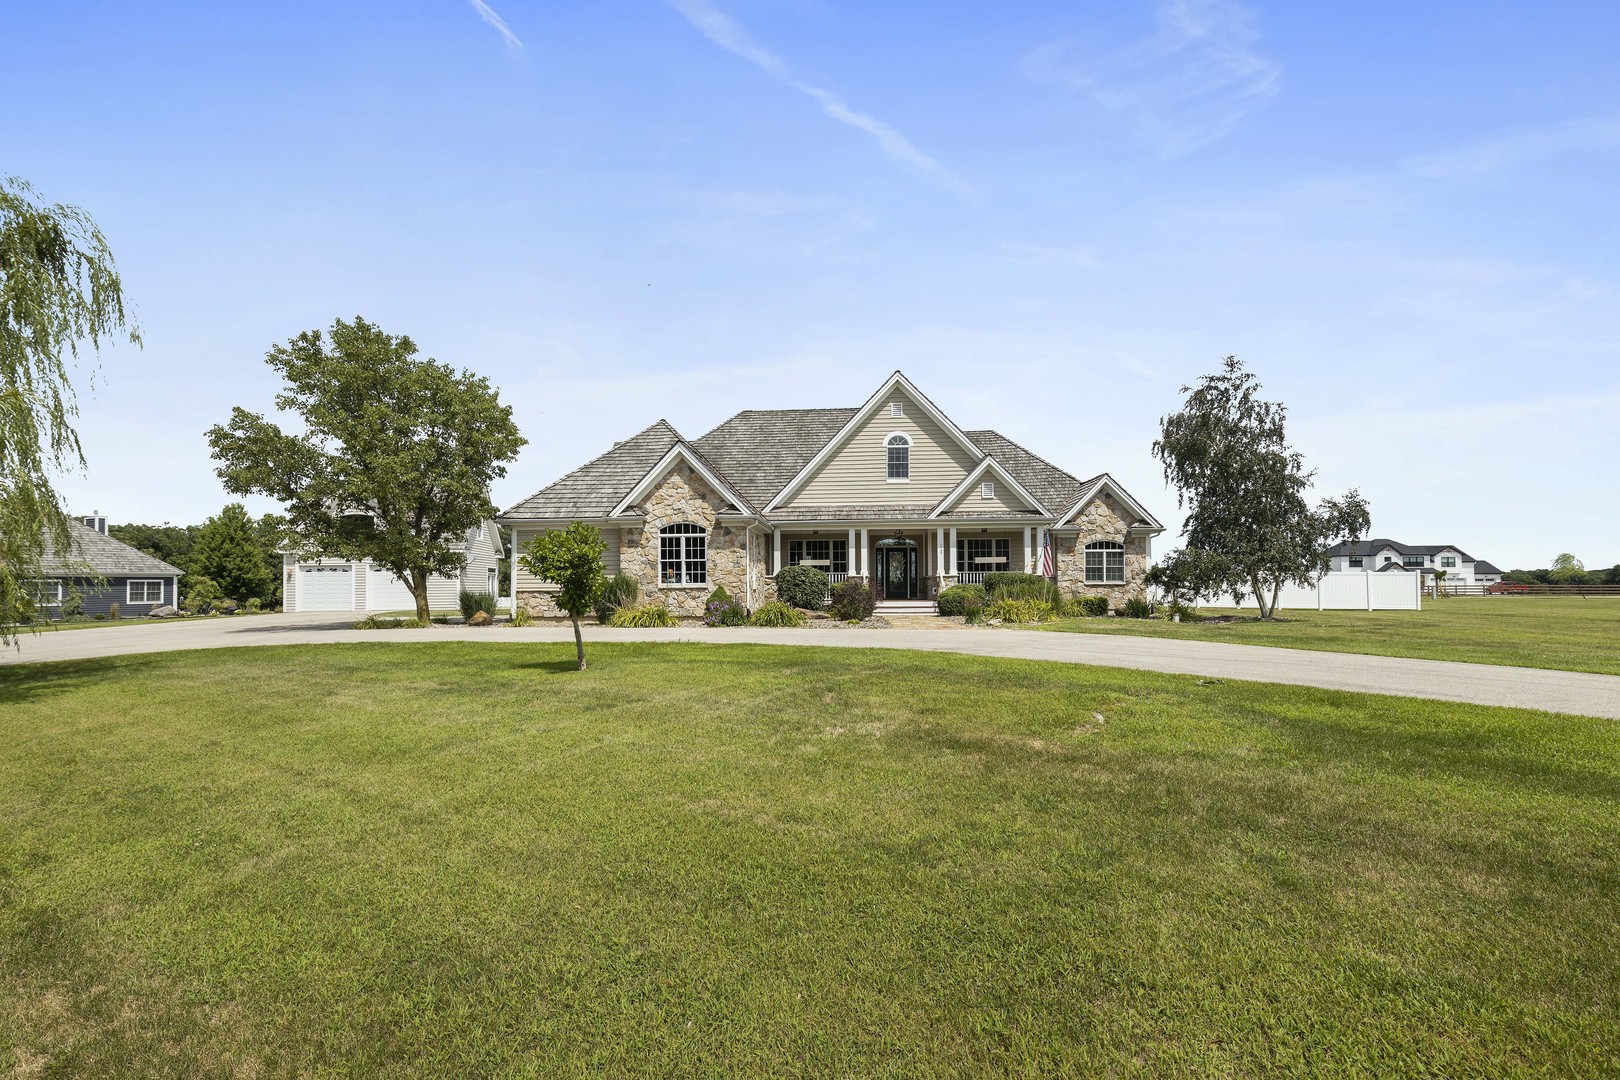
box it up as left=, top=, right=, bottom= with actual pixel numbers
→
left=6, top=0, right=1618, bottom=570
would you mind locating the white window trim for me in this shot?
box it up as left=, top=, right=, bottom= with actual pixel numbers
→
left=980, top=481, right=995, bottom=499
left=126, top=579, right=165, bottom=605
left=658, top=523, right=708, bottom=586
left=884, top=431, right=912, bottom=483
left=29, top=580, right=64, bottom=606
left=1083, top=541, right=1127, bottom=585
left=889, top=401, right=904, bottom=417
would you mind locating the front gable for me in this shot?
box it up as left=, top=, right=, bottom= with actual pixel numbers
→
left=773, top=378, right=982, bottom=510
left=932, top=458, right=1048, bottom=517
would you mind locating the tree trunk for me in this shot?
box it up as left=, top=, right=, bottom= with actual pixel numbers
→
left=571, top=614, right=586, bottom=670
left=1250, top=573, right=1272, bottom=619
left=411, top=568, right=430, bottom=624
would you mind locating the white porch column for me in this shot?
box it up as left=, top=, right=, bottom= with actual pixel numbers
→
left=935, top=528, right=944, bottom=582
left=859, top=528, right=868, bottom=578
left=773, top=530, right=782, bottom=575
left=948, top=527, right=957, bottom=574
left=1035, top=526, right=1046, bottom=576
left=1023, top=527, right=1033, bottom=572
left=848, top=528, right=856, bottom=577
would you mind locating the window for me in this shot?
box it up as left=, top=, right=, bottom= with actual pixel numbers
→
left=127, top=580, right=164, bottom=605
left=1348, top=556, right=1364, bottom=568
left=886, top=433, right=910, bottom=480
left=889, top=401, right=904, bottom=417
left=788, top=538, right=848, bottom=574
left=1402, top=554, right=1425, bottom=568
left=1440, top=556, right=1456, bottom=567
left=980, top=481, right=995, bottom=499
left=26, top=580, right=63, bottom=606
left=957, top=537, right=1010, bottom=571
left=1084, top=541, right=1125, bottom=584
left=659, top=523, right=707, bottom=585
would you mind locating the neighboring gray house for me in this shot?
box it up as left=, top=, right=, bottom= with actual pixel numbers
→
left=1327, top=539, right=1505, bottom=587
left=500, top=371, right=1164, bottom=616
left=32, top=515, right=183, bottom=617
left=281, top=520, right=503, bottom=612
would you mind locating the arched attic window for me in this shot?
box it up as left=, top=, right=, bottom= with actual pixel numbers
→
left=886, top=433, right=910, bottom=481
left=659, top=522, right=707, bottom=585
left=1084, top=540, right=1125, bottom=584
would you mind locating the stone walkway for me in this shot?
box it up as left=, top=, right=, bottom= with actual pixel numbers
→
left=7, top=612, right=1620, bottom=719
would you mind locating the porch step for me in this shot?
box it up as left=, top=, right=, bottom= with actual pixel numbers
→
left=874, top=600, right=938, bottom=616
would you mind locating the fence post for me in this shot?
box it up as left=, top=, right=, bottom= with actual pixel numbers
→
left=1317, top=577, right=1324, bottom=611
left=1365, top=570, right=1373, bottom=611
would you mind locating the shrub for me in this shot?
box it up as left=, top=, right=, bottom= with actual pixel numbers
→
left=937, top=583, right=986, bottom=616
left=217, top=598, right=239, bottom=615
left=1071, top=594, right=1109, bottom=617
left=243, top=597, right=263, bottom=614
left=59, top=594, right=85, bottom=618
left=594, top=573, right=640, bottom=624
left=607, top=604, right=677, bottom=628
left=704, top=598, right=748, bottom=627
left=828, top=579, right=876, bottom=622
left=507, top=606, right=533, bottom=627
left=107, top=600, right=121, bottom=620
left=707, top=585, right=732, bottom=607
left=459, top=589, right=498, bottom=620
left=984, top=597, right=1055, bottom=623
left=774, top=565, right=829, bottom=610
left=182, top=575, right=223, bottom=615
left=962, top=598, right=985, bottom=624
left=353, top=614, right=425, bottom=629
left=1122, top=596, right=1151, bottom=619
left=748, top=601, right=804, bottom=627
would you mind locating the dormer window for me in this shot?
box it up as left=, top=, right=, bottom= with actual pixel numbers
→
left=981, top=481, right=995, bottom=499
left=889, top=401, right=904, bottom=418
left=886, top=433, right=910, bottom=480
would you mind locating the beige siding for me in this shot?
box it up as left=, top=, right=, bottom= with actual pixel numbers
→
left=941, top=477, right=1034, bottom=515
left=282, top=554, right=297, bottom=610
left=512, top=524, right=620, bottom=590
left=784, top=389, right=979, bottom=507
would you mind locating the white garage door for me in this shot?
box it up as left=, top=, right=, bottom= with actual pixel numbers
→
left=366, top=566, right=417, bottom=611
left=297, top=566, right=354, bottom=611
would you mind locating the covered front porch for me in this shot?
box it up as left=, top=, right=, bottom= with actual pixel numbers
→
left=768, top=523, right=1053, bottom=600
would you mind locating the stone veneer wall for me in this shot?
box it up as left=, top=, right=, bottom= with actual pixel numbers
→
left=517, top=463, right=761, bottom=620
left=1052, top=491, right=1150, bottom=609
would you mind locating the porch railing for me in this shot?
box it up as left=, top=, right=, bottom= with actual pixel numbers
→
left=827, top=572, right=848, bottom=585
left=956, top=570, right=988, bottom=584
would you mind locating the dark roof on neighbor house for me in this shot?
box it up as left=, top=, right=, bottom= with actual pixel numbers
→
left=1473, top=561, right=1504, bottom=575
left=502, top=404, right=1094, bottom=522
left=41, top=521, right=183, bottom=577
left=1330, top=538, right=1475, bottom=559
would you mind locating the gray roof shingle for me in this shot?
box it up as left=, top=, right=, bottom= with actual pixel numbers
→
left=501, top=420, right=681, bottom=518
left=692, top=408, right=858, bottom=510
left=1329, top=539, right=1476, bottom=560
left=42, top=521, right=183, bottom=577
left=963, top=430, right=1088, bottom=511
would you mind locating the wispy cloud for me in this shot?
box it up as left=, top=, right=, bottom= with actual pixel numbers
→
left=1405, top=118, right=1620, bottom=180
left=1027, top=0, right=1280, bottom=158
left=667, top=0, right=970, bottom=194
left=466, top=0, right=522, bottom=48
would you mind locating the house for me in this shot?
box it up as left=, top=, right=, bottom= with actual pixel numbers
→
left=281, top=521, right=504, bottom=612
left=1326, top=539, right=1505, bottom=587
left=500, top=372, right=1163, bottom=616
left=32, top=514, right=183, bottom=617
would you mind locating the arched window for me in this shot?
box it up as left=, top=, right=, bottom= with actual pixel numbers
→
left=1084, top=540, right=1125, bottom=584
left=886, top=433, right=911, bottom=481
left=659, top=522, right=707, bottom=584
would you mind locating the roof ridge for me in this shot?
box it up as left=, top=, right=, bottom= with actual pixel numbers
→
left=968, top=428, right=1087, bottom=487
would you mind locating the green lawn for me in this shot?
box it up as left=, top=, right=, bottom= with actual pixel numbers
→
left=1047, top=595, right=1620, bottom=674
left=3, top=644, right=1617, bottom=1077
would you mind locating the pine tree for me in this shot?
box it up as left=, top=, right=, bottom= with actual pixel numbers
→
left=190, top=504, right=275, bottom=602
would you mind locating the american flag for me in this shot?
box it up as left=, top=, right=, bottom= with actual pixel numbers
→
left=1040, top=529, right=1054, bottom=576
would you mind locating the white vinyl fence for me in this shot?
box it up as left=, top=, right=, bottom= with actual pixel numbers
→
left=1223, top=571, right=1422, bottom=612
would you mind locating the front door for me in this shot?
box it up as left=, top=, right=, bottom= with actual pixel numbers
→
left=882, top=547, right=917, bottom=600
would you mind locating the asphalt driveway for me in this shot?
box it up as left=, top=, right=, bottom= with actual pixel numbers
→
left=6, top=612, right=1619, bottom=719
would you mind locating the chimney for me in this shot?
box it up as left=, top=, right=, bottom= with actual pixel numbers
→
left=82, top=512, right=108, bottom=535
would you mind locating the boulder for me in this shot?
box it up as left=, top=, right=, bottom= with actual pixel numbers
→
left=467, top=611, right=493, bottom=627
left=147, top=605, right=179, bottom=618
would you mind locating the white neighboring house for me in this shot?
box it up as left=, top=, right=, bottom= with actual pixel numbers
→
left=282, top=521, right=503, bottom=612
left=1325, top=539, right=1506, bottom=587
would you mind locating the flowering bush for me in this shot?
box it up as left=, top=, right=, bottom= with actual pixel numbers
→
left=704, top=598, right=748, bottom=626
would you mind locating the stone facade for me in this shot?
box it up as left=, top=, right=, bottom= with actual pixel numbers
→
left=516, top=464, right=768, bottom=620
left=1052, top=491, right=1150, bottom=609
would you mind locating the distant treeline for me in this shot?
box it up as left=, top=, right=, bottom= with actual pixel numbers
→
left=1505, top=566, right=1620, bottom=586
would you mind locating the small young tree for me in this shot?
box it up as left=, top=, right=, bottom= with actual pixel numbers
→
left=190, top=503, right=276, bottom=602
left=1153, top=356, right=1370, bottom=619
left=1549, top=553, right=1586, bottom=584
left=518, top=522, right=606, bottom=670
left=207, top=317, right=525, bottom=622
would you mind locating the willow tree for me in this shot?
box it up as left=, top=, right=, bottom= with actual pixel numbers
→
left=1153, top=356, right=1369, bottom=619
left=207, top=317, right=525, bottom=623
left=0, top=177, right=139, bottom=638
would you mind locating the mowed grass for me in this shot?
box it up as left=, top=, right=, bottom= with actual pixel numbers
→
left=1048, top=595, right=1620, bottom=674
left=3, top=644, right=1618, bottom=1078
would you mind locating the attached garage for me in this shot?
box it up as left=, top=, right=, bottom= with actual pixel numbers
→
left=366, top=566, right=416, bottom=611
left=296, top=565, right=354, bottom=611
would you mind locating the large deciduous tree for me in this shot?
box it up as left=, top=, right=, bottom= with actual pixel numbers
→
left=1, top=176, right=139, bottom=640
left=518, top=522, right=606, bottom=670
left=1152, top=356, right=1370, bottom=620
left=1549, top=553, right=1586, bottom=584
left=207, top=317, right=525, bottom=623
